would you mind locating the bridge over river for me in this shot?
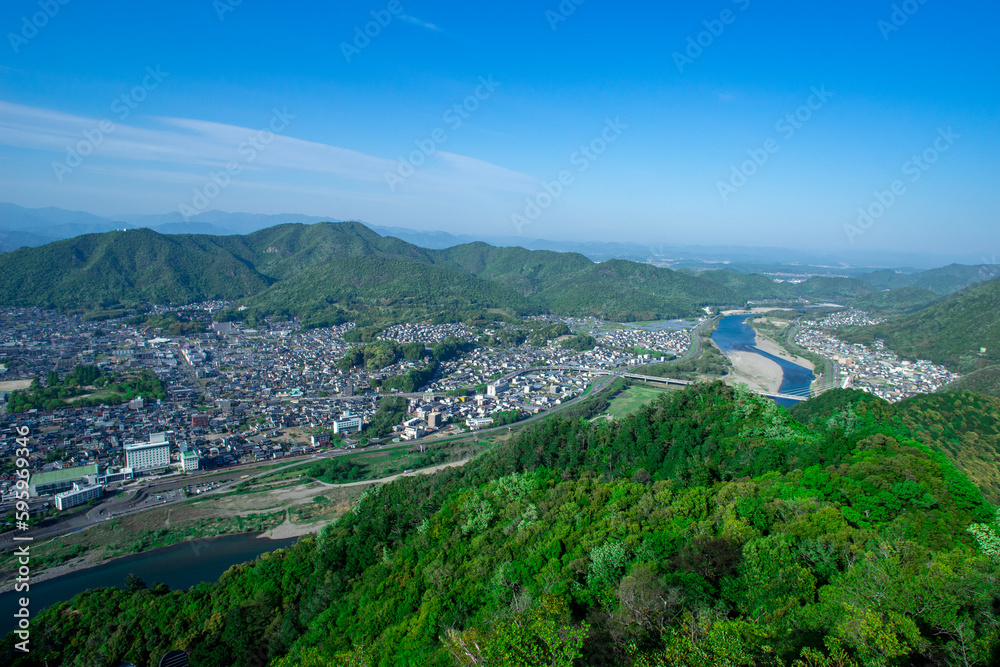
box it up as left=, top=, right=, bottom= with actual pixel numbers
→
left=617, top=372, right=821, bottom=404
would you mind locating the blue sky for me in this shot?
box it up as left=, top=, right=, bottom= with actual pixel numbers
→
left=0, top=0, right=997, bottom=256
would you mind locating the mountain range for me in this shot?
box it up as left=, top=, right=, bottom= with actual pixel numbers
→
left=1, top=203, right=992, bottom=268
left=3, top=219, right=1000, bottom=331
left=0, top=223, right=749, bottom=324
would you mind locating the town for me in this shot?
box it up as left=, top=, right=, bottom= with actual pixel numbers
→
left=795, top=309, right=960, bottom=402
left=0, top=306, right=696, bottom=515
left=0, top=304, right=958, bottom=522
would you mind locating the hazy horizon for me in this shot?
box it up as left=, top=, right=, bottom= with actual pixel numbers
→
left=1, top=1, right=998, bottom=257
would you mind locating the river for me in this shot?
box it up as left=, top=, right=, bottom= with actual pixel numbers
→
left=712, top=314, right=814, bottom=406
left=0, top=533, right=298, bottom=637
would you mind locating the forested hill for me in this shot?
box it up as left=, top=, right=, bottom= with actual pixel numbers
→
left=848, top=285, right=940, bottom=315
left=837, top=277, right=1000, bottom=372
left=0, top=221, right=970, bottom=326
left=7, top=382, right=1000, bottom=666
left=0, top=223, right=743, bottom=323
left=790, top=387, right=1000, bottom=503
left=858, top=263, right=1000, bottom=296
left=944, top=364, right=1000, bottom=398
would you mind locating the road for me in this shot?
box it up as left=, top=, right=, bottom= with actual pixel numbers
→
left=0, top=323, right=709, bottom=551
left=0, top=369, right=629, bottom=551
left=0, top=449, right=356, bottom=550
left=677, top=316, right=717, bottom=363
left=783, top=318, right=841, bottom=395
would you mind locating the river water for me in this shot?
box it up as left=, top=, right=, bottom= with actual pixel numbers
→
left=0, top=533, right=298, bottom=636
left=712, top=314, right=814, bottom=405
left=0, top=317, right=809, bottom=639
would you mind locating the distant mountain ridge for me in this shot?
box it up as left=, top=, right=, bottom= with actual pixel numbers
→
left=2, top=221, right=999, bottom=329
left=0, top=202, right=989, bottom=268
left=0, top=222, right=872, bottom=326
left=860, top=264, right=1000, bottom=295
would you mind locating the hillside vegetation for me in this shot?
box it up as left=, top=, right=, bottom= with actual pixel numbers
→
left=7, top=383, right=1000, bottom=666
left=0, top=228, right=273, bottom=308
left=857, top=264, right=1000, bottom=295
left=943, top=365, right=1000, bottom=398
left=838, top=278, right=1000, bottom=371
left=849, top=286, right=940, bottom=315
left=792, top=388, right=1000, bottom=504
left=0, top=222, right=955, bottom=326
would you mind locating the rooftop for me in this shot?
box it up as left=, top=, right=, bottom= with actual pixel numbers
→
left=29, top=463, right=99, bottom=485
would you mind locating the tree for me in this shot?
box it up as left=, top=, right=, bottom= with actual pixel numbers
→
left=124, top=573, right=147, bottom=592
left=445, top=596, right=587, bottom=667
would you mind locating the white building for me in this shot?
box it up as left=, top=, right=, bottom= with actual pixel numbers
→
left=54, top=483, right=104, bottom=511
left=183, top=348, right=206, bottom=365
left=466, top=417, right=494, bottom=430
left=124, top=433, right=172, bottom=471
left=333, top=414, right=363, bottom=434
left=403, top=426, right=425, bottom=440
left=487, top=381, right=509, bottom=397
left=181, top=450, right=199, bottom=472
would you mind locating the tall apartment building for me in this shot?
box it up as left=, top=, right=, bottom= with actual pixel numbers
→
left=124, top=432, right=172, bottom=471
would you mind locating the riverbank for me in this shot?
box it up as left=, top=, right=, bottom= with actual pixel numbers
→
left=0, top=533, right=300, bottom=636
left=712, top=314, right=817, bottom=398
left=720, top=306, right=799, bottom=316
left=754, top=335, right=816, bottom=372
left=2, top=459, right=475, bottom=592
left=0, top=528, right=302, bottom=595
left=724, top=349, right=783, bottom=393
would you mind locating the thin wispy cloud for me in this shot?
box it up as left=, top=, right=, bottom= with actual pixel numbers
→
left=399, top=14, right=444, bottom=33
left=0, top=101, right=534, bottom=197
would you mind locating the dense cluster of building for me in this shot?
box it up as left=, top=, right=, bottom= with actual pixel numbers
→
left=0, top=298, right=976, bottom=518
left=411, top=367, right=599, bottom=437
left=378, top=323, right=475, bottom=344
left=595, top=324, right=692, bottom=357
left=0, top=307, right=709, bottom=512
left=795, top=310, right=959, bottom=402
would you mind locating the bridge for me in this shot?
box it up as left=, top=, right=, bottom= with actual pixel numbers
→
left=392, top=364, right=838, bottom=404
left=612, top=372, right=837, bottom=404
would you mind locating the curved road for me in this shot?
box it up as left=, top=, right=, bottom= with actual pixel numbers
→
left=0, top=324, right=704, bottom=551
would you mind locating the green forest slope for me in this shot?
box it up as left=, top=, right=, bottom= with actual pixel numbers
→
left=838, top=278, right=1000, bottom=371
left=943, top=365, right=1000, bottom=398
left=7, top=383, right=1000, bottom=667
left=1, top=222, right=963, bottom=326
left=792, top=388, right=1000, bottom=503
